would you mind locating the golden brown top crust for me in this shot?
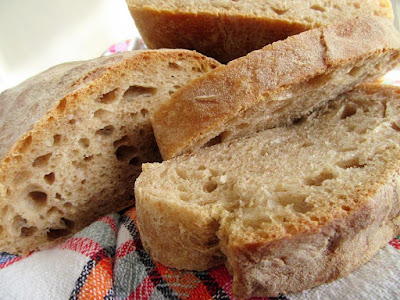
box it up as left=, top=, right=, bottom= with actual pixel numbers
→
left=0, top=50, right=219, bottom=160
left=128, top=0, right=394, bottom=22
left=152, top=16, right=400, bottom=159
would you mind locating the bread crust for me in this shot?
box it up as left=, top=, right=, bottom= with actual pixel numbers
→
left=151, top=16, right=400, bottom=160
left=0, top=50, right=219, bottom=255
left=135, top=84, right=400, bottom=297
left=128, top=0, right=394, bottom=63
left=229, top=171, right=400, bottom=297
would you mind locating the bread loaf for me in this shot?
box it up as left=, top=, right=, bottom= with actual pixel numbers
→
left=135, top=84, right=400, bottom=298
left=0, top=50, right=219, bottom=255
left=152, top=16, right=400, bottom=160
left=127, top=0, right=394, bottom=63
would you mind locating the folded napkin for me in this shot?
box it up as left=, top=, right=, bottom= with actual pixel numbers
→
left=0, top=43, right=399, bottom=300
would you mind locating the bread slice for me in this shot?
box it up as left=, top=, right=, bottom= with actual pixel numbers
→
left=127, top=0, right=394, bottom=63
left=135, top=84, right=400, bottom=298
left=152, top=16, right=400, bottom=160
left=0, top=50, right=219, bottom=255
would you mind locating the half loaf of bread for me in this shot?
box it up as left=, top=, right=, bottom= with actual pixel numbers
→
left=127, top=0, right=393, bottom=63
left=0, top=50, right=219, bottom=255
left=152, top=16, right=400, bottom=160
left=135, top=84, right=400, bottom=298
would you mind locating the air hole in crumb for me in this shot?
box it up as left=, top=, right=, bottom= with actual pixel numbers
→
left=176, top=169, right=188, bottom=180
left=21, top=226, right=38, bottom=237
left=168, top=62, right=181, bottom=70
left=301, top=141, right=314, bottom=148
left=28, top=191, right=48, bottom=207
left=47, top=206, right=63, bottom=216
left=123, top=86, right=157, bottom=100
left=113, top=135, right=129, bottom=148
left=19, top=136, right=32, bottom=153
left=79, top=138, right=90, bottom=148
left=99, top=89, right=118, bottom=104
left=310, top=4, right=326, bottom=12
left=354, top=3, right=361, bottom=8
left=63, top=202, right=73, bottom=209
left=94, top=109, right=112, bottom=120
left=55, top=193, right=63, bottom=200
left=81, top=179, right=87, bottom=185
left=305, top=170, right=336, bottom=186
left=53, top=134, right=62, bottom=146
left=277, top=194, right=313, bottom=213
left=340, top=104, right=357, bottom=119
left=204, top=182, right=218, bottom=193
left=56, top=99, right=67, bottom=112
left=12, top=215, right=27, bottom=235
left=271, top=7, right=289, bottom=15
left=337, top=157, right=365, bottom=169
left=44, top=172, right=55, bottom=185
left=348, top=66, right=362, bottom=77
left=47, top=218, right=75, bottom=240
left=96, top=125, right=115, bottom=136
left=198, top=165, right=207, bottom=171
left=115, top=145, right=138, bottom=162
left=191, top=66, right=202, bottom=72
left=140, top=108, right=149, bottom=117
left=339, top=147, right=357, bottom=153
left=129, top=157, right=140, bottom=166
left=204, top=134, right=222, bottom=148
left=68, top=119, right=76, bottom=125
left=342, top=205, right=351, bottom=212
left=32, top=153, right=52, bottom=167
left=391, top=122, right=400, bottom=132
left=84, top=155, right=93, bottom=162
left=308, top=73, right=332, bottom=86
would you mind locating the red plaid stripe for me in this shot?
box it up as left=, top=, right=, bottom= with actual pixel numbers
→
left=115, top=240, right=136, bottom=259
left=58, top=237, right=103, bottom=257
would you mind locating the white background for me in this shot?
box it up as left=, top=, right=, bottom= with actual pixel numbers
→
left=0, top=0, right=139, bottom=93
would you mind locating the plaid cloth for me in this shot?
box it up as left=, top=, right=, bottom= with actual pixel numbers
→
left=0, top=43, right=400, bottom=299
left=0, top=207, right=399, bottom=300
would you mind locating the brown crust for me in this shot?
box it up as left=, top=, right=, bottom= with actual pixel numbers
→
left=151, top=17, right=400, bottom=160
left=135, top=83, right=400, bottom=298
left=230, top=170, right=400, bottom=297
left=130, top=8, right=309, bottom=63
left=127, top=0, right=394, bottom=63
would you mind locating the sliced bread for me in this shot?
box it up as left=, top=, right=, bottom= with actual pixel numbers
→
left=127, top=0, right=394, bottom=63
left=135, top=84, right=400, bottom=298
left=151, top=16, right=400, bottom=160
left=0, top=50, right=219, bottom=255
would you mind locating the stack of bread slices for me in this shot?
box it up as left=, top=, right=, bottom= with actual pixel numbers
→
left=1, top=0, right=400, bottom=298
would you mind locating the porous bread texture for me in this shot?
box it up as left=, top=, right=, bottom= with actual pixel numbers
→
left=127, top=0, right=393, bottom=62
left=135, top=84, right=400, bottom=298
left=0, top=50, right=219, bottom=255
left=152, top=16, right=400, bottom=160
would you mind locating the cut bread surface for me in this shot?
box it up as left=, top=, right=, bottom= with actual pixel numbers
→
left=0, top=50, right=219, bottom=255
left=127, top=0, right=393, bottom=62
left=152, top=16, right=400, bottom=160
left=135, top=84, right=400, bottom=297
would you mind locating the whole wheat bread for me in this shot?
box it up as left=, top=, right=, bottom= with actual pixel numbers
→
left=135, top=84, right=400, bottom=298
left=127, top=0, right=393, bottom=63
left=0, top=50, right=219, bottom=255
left=151, top=16, right=400, bottom=160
